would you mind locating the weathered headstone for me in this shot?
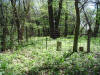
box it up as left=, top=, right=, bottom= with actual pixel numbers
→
left=56, top=41, right=62, bottom=51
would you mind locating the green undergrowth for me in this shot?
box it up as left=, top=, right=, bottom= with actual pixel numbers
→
left=0, top=36, right=100, bottom=75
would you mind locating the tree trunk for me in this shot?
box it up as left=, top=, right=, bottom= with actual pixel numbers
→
left=82, top=5, right=92, bottom=53
left=48, top=0, right=63, bottom=39
left=64, top=13, right=68, bottom=37
left=54, top=0, right=63, bottom=38
left=26, top=26, right=28, bottom=42
left=87, top=29, right=91, bottom=53
left=93, top=3, right=100, bottom=37
left=1, top=27, right=7, bottom=51
left=10, top=0, right=22, bottom=43
left=73, top=0, right=80, bottom=52
left=43, top=26, right=46, bottom=36
left=38, top=29, right=41, bottom=37
left=48, top=0, right=55, bottom=38
left=0, top=0, right=7, bottom=51
left=10, top=20, right=15, bottom=49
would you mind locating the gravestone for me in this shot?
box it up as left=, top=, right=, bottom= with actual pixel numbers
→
left=79, top=47, right=84, bottom=52
left=56, top=41, right=62, bottom=51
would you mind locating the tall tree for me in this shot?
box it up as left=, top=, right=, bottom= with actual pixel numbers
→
left=64, top=3, right=68, bottom=37
left=64, top=12, right=68, bottom=37
left=48, top=0, right=55, bottom=38
left=54, top=0, right=63, bottom=38
left=82, top=5, right=92, bottom=53
left=73, top=0, right=80, bottom=52
left=0, top=0, right=7, bottom=51
left=10, top=0, right=23, bottom=43
left=23, top=0, right=31, bottom=42
left=93, top=1, right=100, bottom=37
left=48, top=0, right=63, bottom=39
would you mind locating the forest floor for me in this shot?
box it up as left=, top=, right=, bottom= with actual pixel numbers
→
left=0, top=36, right=100, bottom=75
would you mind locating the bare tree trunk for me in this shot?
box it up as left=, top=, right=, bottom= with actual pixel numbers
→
left=10, top=0, right=22, bottom=43
left=48, top=0, right=63, bottom=39
left=94, top=3, right=100, bottom=37
left=43, top=26, right=46, bottom=36
left=87, top=29, right=91, bottom=52
left=1, top=27, right=7, bottom=51
left=38, top=29, right=41, bottom=37
left=73, top=0, right=80, bottom=52
left=26, top=26, right=28, bottom=42
left=64, top=13, right=68, bottom=37
left=10, top=24, right=15, bottom=49
left=82, top=5, right=92, bottom=53
left=0, top=0, right=7, bottom=51
left=54, top=0, right=63, bottom=38
left=48, top=0, right=55, bottom=38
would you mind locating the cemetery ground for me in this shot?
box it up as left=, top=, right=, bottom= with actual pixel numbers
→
left=0, top=36, right=100, bottom=75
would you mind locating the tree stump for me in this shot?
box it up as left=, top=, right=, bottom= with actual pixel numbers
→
left=56, top=41, right=62, bottom=51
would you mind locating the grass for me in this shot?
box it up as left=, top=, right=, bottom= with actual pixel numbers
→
left=0, top=36, right=100, bottom=75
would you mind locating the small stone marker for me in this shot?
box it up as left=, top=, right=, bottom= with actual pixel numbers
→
left=79, top=47, right=84, bottom=52
left=56, top=41, right=62, bottom=51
